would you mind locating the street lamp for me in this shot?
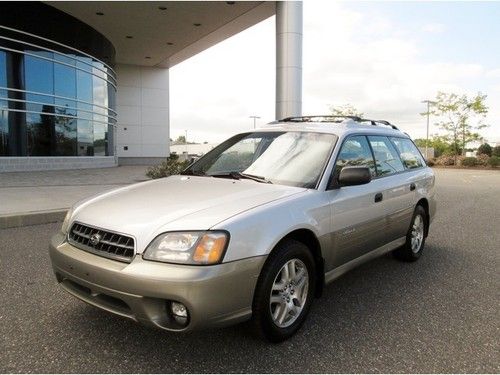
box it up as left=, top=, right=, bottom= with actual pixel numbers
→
left=249, top=115, right=260, bottom=129
left=421, top=100, right=436, bottom=159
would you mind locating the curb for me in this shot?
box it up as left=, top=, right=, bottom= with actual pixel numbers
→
left=0, top=209, right=68, bottom=229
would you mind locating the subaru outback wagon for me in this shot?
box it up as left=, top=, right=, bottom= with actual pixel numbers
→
left=49, top=115, right=436, bottom=342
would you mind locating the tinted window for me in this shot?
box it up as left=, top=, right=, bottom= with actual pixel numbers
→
left=54, top=64, right=76, bottom=98
left=390, top=137, right=426, bottom=169
left=0, top=51, right=7, bottom=155
left=368, top=136, right=405, bottom=176
left=335, top=135, right=376, bottom=176
left=25, top=54, right=54, bottom=102
left=0, top=51, right=6, bottom=89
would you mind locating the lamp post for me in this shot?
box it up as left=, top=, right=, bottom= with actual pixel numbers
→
left=421, top=100, right=435, bottom=159
left=249, top=115, right=260, bottom=129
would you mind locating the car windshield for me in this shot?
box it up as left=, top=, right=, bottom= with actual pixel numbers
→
left=184, top=131, right=337, bottom=188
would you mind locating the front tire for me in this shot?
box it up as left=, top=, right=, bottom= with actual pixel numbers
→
left=252, top=239, right=316, bottom=342
left=393, top=205, right=427, bottom=262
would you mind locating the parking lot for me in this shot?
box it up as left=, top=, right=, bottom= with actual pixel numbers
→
left=1, top=168, right=499, bottom=373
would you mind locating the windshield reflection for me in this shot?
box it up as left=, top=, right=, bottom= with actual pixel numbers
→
left=187, top=131, right=337, bottom=188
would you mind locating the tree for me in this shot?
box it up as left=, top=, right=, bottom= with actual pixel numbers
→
left=493, top=145, right=500, bottom=157
left=414, top=135, right=451, bottom=158
left=425, top=92, right=488, bottom=162
left=329, top=104, right=364, bottom=118
left=477, top=143, right=492, bottom=156
left=175, top=135, right=186, bottom=144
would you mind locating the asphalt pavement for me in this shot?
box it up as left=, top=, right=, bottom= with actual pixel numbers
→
left=0, top=168, right=499, bottom=373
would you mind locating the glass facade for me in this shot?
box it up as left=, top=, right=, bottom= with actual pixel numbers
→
left=0, top=8, right=116, bottom=158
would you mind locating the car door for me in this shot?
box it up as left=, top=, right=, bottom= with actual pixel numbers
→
left=367, top=135, right=415, bottom=243
left=326, top=135, right=390, bottom=269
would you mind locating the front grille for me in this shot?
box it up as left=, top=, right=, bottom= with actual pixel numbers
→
left=68, top=222, right=135, bottom=263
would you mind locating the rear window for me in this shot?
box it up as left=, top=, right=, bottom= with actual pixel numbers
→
left=390, top=137, right=426, bottom=169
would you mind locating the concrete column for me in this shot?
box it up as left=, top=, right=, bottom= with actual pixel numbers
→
left=275, top=1, right=303, bottom=120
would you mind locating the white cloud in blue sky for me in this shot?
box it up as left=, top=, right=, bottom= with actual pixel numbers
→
left=170, top=1, right=499, bottom=144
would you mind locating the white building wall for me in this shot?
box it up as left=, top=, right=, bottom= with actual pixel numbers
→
left=116, top=64, right=170, bottom=163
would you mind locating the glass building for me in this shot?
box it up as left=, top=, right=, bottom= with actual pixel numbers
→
left=0, top=1, right=294, bottom=171
left=0, top=2, right=116, bottom=159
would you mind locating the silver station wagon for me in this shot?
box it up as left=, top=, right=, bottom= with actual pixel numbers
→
left=49, top=115, right=436, bottom=342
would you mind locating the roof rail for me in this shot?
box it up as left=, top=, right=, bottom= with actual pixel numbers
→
left=279, top=115, right=399, bottom=130
left=280, top=115, right=363, bottom=122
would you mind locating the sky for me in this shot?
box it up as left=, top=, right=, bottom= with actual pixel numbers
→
left=170, top=1, right=500, bottom=144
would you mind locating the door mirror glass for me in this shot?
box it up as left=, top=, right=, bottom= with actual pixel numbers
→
left=338, top=166, right=372, bottom=186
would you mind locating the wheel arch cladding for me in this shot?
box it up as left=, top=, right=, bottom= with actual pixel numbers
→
left=276, top=229, right=325, bottom=297
left=416, top=198, right=430, bottom=237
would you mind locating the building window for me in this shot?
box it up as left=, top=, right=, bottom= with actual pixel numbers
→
left=0, top=21, right=116, bottom=157
left=0, top=50, right=8, bottom=156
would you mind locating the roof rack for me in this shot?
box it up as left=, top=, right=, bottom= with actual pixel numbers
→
left=280, top=115, right=399, bottom=130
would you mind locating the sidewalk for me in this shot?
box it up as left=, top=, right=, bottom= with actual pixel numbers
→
left=0, top=166, right=150, bottom=228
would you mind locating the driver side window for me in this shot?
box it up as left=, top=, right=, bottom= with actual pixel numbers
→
left=335, top=135, right=376, bottom=177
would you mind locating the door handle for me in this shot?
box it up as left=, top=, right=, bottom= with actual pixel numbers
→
left=410, top=183, right=416, bottom=191
left=374, top=192, right=383, bottom=203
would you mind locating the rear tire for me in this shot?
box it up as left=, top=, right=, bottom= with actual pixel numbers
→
left=393, top=205, right=427, bottom=262
left=252, top=239, right=316, bottom=342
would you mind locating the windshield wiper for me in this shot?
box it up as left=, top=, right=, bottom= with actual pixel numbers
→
left=210, top=171, right=272, bottom=184
left=180, top=169, right=207, bottom=176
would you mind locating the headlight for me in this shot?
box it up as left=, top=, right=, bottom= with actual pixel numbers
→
left=143, top=231, right=229, bottom=265
left=61, top=208, right=73, bottom=234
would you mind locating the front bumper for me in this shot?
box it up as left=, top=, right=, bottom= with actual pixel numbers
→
left=49, top=232, right=266, bottom=331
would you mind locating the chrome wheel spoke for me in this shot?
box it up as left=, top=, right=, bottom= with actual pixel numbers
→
left=272, top=281, right=285, bottom=292
left=287, top=260, right=296, bottom=281
left=269, top=258, right=309, bottom=328
left=270, top=295, right=282, bottom=305
left=281, top=264, right=290, bottom=283
left=277, top=303, right=289, bottom=325
left=410, top=214, right=424, bottom=253
left=293, top=268, right=305, bottom=284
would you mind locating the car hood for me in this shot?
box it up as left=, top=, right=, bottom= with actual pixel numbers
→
left=71, top=175, right=306, bottom=252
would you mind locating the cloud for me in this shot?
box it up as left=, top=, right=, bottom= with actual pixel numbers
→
left=421, top=23, right=446, bottom=33
left=302, top=2, right=497, bottom=139
left=170, top=1, right=499, bottom=143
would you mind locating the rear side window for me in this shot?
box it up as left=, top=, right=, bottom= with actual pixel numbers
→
left=390, top=137, right=426, bottom=169
left=367, top=136, right=405, bottom=176
left=335, top=135, right=376, bottom=176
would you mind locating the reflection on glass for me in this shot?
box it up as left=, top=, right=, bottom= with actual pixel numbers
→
left=93, top=123, right=107, bottom=156
left=54, top=64, right=76, bottom=98
left=0, top=51, right=6, bottom=89
left=0, top=104, right=8, bottom=156
left=54, top=108, right=77, bottom=156
left=77, top=119, right=93, bottom=156
left=336, top=136, right=377, bottom=176
left=25, top=53, right=54, bottom=95
left=368, top=136, right=405, bottom=176
left=191, top=132, right=336, bottom=188
left=390, top=137, right=425, bottom=169
left=26, top=108, right=55, bottom=156
left=1, top=45, right=116, bottom=156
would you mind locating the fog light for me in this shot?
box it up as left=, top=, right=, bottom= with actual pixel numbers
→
left=171, top=302, right=188, bottom=325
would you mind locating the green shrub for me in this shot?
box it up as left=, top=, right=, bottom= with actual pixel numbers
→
left=492, top=146, right=500, bottom=157
left=146, top=154, right=190, bottom=179
left=487, top=156, right=500, bottom=167
left=477, top=143, right=492, bottom=156
left=461, top=157, right=477, bottom=167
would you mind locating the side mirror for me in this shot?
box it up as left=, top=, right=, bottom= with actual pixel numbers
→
left=338, top=166, right=372, bottom=187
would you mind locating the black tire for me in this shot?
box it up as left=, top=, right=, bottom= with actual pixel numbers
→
left=252, top=239, right=316, bottom=343
left=393, top=205, right=427, bottom=262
